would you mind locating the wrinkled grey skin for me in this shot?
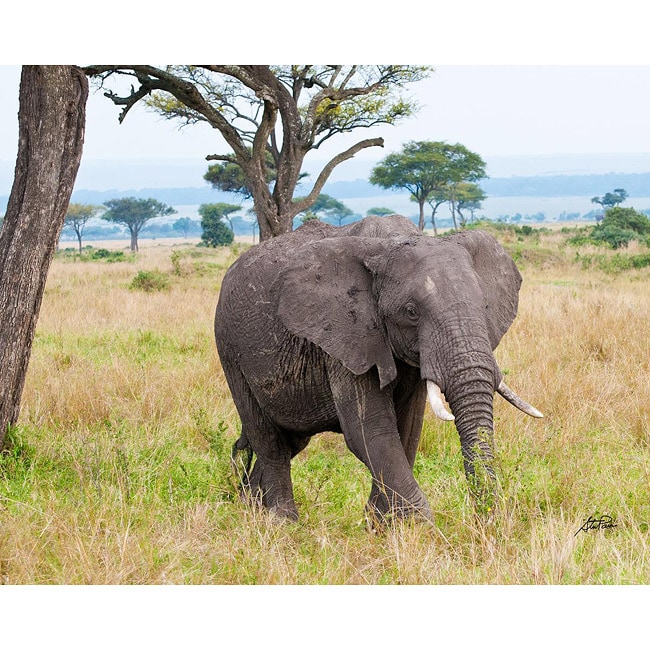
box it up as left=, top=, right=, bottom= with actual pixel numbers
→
left=215, top=215, right=523, bottom=523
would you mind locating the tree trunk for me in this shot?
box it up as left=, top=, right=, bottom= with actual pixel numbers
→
left=130, top=228, right=139, bottom=252
left=430, top=206, right=439, bottom=236
left=418, top=199, right=426, bottom=231
left=450, top=199, right=459, bottom=231
left=0, top=66, right=87, bottom=450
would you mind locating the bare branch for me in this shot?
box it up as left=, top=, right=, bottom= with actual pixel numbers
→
left=290, top=137, right=384, bottom=216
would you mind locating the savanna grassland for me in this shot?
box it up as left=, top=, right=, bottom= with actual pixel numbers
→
left=1, top=225, right=649, bottom=585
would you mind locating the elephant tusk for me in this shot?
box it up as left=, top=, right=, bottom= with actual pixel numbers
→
left=426, top=381, right=455, bottom=421
left=497, top=381, right=544, bottom=418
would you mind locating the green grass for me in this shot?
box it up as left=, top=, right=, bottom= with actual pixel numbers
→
left=2, top=233, right=650, bottom=584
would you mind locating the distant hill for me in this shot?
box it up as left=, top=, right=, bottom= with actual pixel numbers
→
left=481, top=172, right=650, bottom=197
left=3, top=172, right=650, bottom=213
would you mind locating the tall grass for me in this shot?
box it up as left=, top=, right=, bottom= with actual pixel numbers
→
left=1, top=234, right=649, bottom=584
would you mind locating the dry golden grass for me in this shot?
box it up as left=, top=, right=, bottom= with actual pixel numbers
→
left=1, top=231, right=649, bottom=585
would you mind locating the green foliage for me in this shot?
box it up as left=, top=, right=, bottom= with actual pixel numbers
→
left=578, top=251, right=650, bottom=273
left=55, top=247, right=132, bottom=263
left=591, top=188, right=628, bottom=211
left=569, top=208, right=650, bottom=249
left=102, top=197, right=176, bottom=228
left=366, top=207, right=394, bottom=217
left=300, top=211, right=319, bottom=223
left=601, top=206, right=650, bottom=234
left=204, top=152, right=277, bottom=201
left=295, top=193, right=354, bottom=225
left=63, top=203, right=105, bottom=251
left=172, top=217, right=200, bottom=238
left=370, top=140, right=487, bottom=230
left=102, top=197, right=177, bottom=252
left=199, top=203, right=237, bottom=248
left=590, top=225, right=638, bottom=249
left=129, top=270, right=170, bottom=292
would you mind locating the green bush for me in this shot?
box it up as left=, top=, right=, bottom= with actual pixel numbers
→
left=88, top=248, right=127, bottom=262
left=129, top=270, right=170, bottom=292
left=568, top=208, right=650, bottom=250
left=590, top=225, right=638, bottom=249
left=601, top=206, right=650, bottom=235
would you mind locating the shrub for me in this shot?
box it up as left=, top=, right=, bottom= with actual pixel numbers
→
left=590, top=225, right=638, bottom=249
left=129, top=270, right=170, bottom=292
left=88, top=248, right=127, bottom=262
left=601, top=206, right=650, bottom=235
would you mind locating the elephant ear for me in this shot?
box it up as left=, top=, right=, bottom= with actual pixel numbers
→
left=275, top=237, right=397, bottom=388
left=453, top=230, right=522, bottom=349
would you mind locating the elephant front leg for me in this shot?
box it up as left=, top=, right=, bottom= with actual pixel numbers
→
left=327, top=362, right=432, bottom=525
left=367, top=371, right=427, bottom=520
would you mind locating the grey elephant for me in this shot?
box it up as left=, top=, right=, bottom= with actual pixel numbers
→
left=215, top=215, right=542, bottom=523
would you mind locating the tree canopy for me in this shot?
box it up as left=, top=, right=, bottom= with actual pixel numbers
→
left=366, top=207, right=394, bottom=217
left=83, top=65, right=431, bottom=240
left=102, top=197, right=176, bottom=252
left=295, top=193, right=354, bottom=226
left=369, top=140, right=487, bottom=232
left=198, top=203, right=237, bottom=247
left=64, top=202, right=104, bottom=252
left=591, top=188, right=628, bottom=213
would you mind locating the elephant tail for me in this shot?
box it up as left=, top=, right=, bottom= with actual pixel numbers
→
left=231, top=434, right=253, bottom=491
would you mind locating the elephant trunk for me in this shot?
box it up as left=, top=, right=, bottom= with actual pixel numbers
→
left=422, top=328, right=500, bottom=510
left=447, top=371, right=498, bottom=511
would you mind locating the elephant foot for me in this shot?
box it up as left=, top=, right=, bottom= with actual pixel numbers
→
left=238, top=457, right=299, bottom=521
left=268, top=502, right=299, bottom=522
left=365, top=484, right=433, bottom=531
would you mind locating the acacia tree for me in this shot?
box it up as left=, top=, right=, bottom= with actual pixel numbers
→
left=64, top=202, right=104, bottom=252
left=295, top=193, right=354, bottom=226
left=366, top=207, right=394, bottom=217
left=370, top=140, right=487, bottom=232
left=83, top=65, right=431, bottom=240
left=591, top=188, right=628, bottom=214
left=453, top=182, right=487, bottom=227
left=102, top=197, right=176, bottom=252
left=0, top=66, right=88, bottom=450
left=199, top=203, right=238, bottom=246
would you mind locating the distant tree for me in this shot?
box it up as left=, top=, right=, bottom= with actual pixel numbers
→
left=296, top=193, right=354, bottom=226
left=204, top=152, right=277, bottom=201
left=424, top=191, right=448, bottom=236
left=84, top=65, right=431, bottom=240
left=172, top=217, right=196, bottom=238
left=370, top=140, right=487, bottom=232
left=0, top=65, right=87, bottom=451
left=454, top=182, right=487, bottom=226
left=580, top=206, right=650, bottom=249
left=64, top=203, right=104, bottom=252
left=366, top=207, right=394, bottom=217
left=102, top=197, right=176, bottom=252
left=300, top=211, right=320, bottom=224
left=591, top=188, right=628, bottom=214
left=600, top=206, right=650, bottom=235
left=199, top=203, right=236, bottom=247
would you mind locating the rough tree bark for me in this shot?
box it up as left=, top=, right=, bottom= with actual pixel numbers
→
left=0, top=66, right=88, bottom=450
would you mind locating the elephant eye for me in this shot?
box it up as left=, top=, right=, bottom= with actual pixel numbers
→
left=404, top=303, right=419, bottom=321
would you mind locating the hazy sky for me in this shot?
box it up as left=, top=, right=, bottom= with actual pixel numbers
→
left=2, top=65, right=650, bottom=159
left=2, top=64, right=650, bottom=188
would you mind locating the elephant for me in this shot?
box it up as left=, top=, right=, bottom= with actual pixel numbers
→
left=214, top=215, right=542, bottom=523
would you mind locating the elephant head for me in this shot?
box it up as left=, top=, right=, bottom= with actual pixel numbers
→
left=277, top=230, right=541, bottom=508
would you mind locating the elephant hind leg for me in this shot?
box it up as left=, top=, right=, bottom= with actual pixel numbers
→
left=221, top=361, right=299, bottom=520
left=246, top=454, right=298, bottom=520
